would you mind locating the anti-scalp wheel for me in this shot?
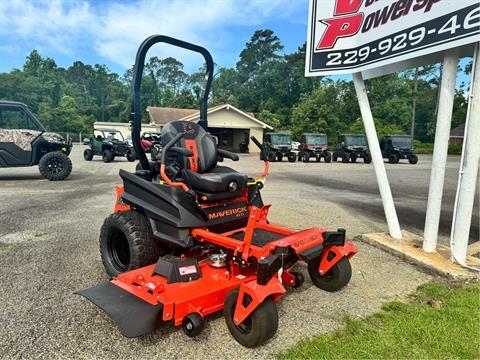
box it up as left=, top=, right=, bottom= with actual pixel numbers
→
left=182, top=313, right=205, bottom=337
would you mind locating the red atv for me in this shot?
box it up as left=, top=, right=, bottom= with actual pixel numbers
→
left=140, top=132, right=162, bottom=160
left=298, top=133, right=332, bottom=163
left=77, top=35, right=357, bottom=348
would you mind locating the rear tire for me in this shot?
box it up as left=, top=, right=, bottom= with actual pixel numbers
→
left=308, top=256, right=352, bottom=292
left=224, top=288, right=278, bottom=348
left=324, top=152, right=332, bottom=163
left=83, top=148, right=93, bottom=161
left=332, top=153, right=338, bottom=162
left=342, top=153, right=349, bottom=163
left=288, top=152, right=297, bottom=163
left=277, top=154, right=283, bottom=162
left=100, top=211, right=164, bottom=278
left=409, top=154, right=418, bottom=164
left=126, top=149, right=136, bottom=162
left=302, top=152, right=310, bottom=163
left=389, top=153, right=399, bottom=164
left=103, top=149, right=114, bottom=163
left=350, top=154, right=357, bottom=163
left=39, top=151, right=72, bottom=181
left=267, top=152, right=276, bottom=162
left=364, top=153, right=372, bottom=164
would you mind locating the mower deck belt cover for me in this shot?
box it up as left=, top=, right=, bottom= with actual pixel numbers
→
left=152, top=255, right=201, bottom=284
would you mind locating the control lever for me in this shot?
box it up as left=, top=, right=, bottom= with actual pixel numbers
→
left=186, top=190, right=209, bottom=221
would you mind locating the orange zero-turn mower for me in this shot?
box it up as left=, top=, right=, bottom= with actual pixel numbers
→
left=76, top=35, right=358, bottom=348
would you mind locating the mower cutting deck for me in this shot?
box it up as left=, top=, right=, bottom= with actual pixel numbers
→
left=77, top=35, right=357, bottom=348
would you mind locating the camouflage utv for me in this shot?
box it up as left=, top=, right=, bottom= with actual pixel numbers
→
left=0, top=101, right=72, bottom=181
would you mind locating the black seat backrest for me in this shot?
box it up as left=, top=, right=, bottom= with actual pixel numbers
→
left=161, top=121, right=218, bottom=173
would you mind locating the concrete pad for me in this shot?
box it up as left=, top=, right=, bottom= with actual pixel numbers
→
left=467, top=241, right=480, bottom=257
left=359, top=231, right=480, bottom=281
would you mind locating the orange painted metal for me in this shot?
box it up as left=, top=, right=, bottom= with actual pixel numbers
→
left=112, top=261, right=258, bottom=326
left=241, top=206, right=262, bottom=259
left=233, top=277, right=286, bottom=325
left=160, top=164, right=190, bottom=192
left=114, top=186, right=131, bottom=213
left=107, top=155, right=358, bottom=333
left=184, top=139, right=199, bottom=172
left=318, top=242, right=358, bottom=275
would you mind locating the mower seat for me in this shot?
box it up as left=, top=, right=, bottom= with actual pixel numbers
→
left=182, top=166, right=247, bottom=194
left=161, top=121, right=247, bottom=198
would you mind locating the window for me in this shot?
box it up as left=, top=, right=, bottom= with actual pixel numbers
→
left=305, top=135, right=327, bottom=145
left=0, top=107, right=41, bottom=131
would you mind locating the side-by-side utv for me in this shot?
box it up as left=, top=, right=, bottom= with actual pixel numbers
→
left=380, top=135, right=418, bottom=164
left=0, top=101, right=72, bottom=180
left=298, top=133, right=332, bottom=163
left=83, top=128, right=135, bottom=163
left=333, top=134, right=372, bottom=164
left=77, top=36, right=357, bottom=348
left=261, top=132, right=297, bottom=162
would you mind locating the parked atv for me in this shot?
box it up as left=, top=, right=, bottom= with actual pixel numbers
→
left=333, top=134, right=371, bottom=164
left=0, top=101, right=72, bottom=180
left=380, top=135, right=418, bottom=164
left=141, top=132, right=162, bottom=160
left=298, top=133, right=332, bottom=163
left=83, top=128, right=135, bottom=163
left=261, top=132, right=296, bottom=162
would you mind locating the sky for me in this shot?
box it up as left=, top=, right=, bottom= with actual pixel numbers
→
left=0, top=0, right=472, bottom=89
left=0, top=0, right=310, bottom=75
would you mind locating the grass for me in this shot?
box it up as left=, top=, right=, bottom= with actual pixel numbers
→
left=278, top=283, right=480, bottom=359
left=413, top=141, right=463, bottom=155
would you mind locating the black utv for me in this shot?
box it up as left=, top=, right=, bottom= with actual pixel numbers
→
left=380, top=135, right=418, bottom=164
left=298, top=133, right=332, bottom=163
left=261, top=132, right=296, bottom=162
left=83, top=128, right=135, bottom=163
left=0, top=101, right=72, bottom=180
left=333, top=134, right=372, bottom=164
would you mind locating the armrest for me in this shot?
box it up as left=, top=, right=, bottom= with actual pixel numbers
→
left=169, top=147, right=193, bottom=157
left=218, top=149, right=239, bottom=161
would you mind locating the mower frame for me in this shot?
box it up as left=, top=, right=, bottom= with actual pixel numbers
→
left=78, top=35, right=358, bottom=348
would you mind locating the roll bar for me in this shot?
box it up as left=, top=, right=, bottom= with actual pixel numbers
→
left=129, top=35, right=214, bottom=172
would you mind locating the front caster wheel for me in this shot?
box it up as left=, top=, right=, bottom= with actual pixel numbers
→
left=289, top=271, right=305, bottom=289
left=182, top=313, right=205, bottom=337
left=308, top=256, right=352, bottom=292
left=224, top=288, right=278, bottom=348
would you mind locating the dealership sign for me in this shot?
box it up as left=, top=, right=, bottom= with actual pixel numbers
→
left=305, top=0, right=480, bottom=77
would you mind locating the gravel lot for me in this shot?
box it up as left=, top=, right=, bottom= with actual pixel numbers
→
left=3, top=145, right=473, bottom=359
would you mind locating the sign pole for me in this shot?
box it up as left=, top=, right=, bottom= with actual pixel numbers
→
left=352, top=72, right=402, bottom=239
left=451, top=43, right=480, bottom=263
left=423, top=48, right=460, bottom=253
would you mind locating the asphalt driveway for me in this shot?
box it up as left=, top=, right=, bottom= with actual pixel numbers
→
left=1, top=146, right=468, bottom=358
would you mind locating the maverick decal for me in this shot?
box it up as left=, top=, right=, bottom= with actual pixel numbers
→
left=205, top=202, right=249, bottom=226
